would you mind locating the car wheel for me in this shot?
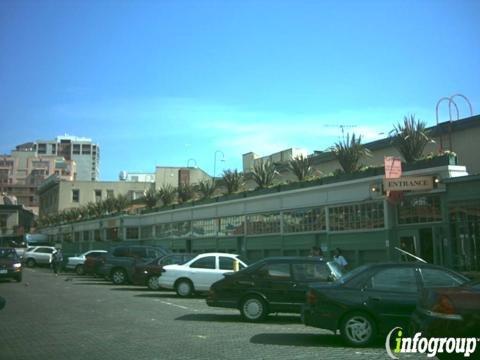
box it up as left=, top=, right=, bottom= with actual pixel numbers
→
left=15, top=273, right=22, bottom=282
left=340, top=312, right=376, bottom=347
left=26, top=258, right=36, bottom=268
left=240, top=296, right=268, bottom=322
left=175, top=279, right=193, bottom=297
left=147, top=276, right=160, bottom=290
left=75, top=265, right=85, bottom=276
left=111, top=269, right=127, bottom=285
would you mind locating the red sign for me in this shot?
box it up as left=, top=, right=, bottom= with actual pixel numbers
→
left=384, top=156, right=402, bottom=179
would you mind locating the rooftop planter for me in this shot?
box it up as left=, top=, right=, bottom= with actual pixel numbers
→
left=403, top=153, right=457, bottom=172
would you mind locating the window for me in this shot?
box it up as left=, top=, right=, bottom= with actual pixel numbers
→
left=247, top=212, right=281, bottom=235
left=130, top=248, right=147, bottom=258
left=140, top=226, right=153, bottom=239
left=190, top=256, right=216, bottom=269
left=258, top=263, right=291, bottom=280
left=192, top=219, right=218, bottom=237
left=82, top=144, right=91, bottom=154
left=368, top=267, right=418, bottom=293
left=94, top=229, right=102, bottom=241
left=126, top=227, right=139, bottom=240
left=74, top=232, right=81, bottom=242
left=36, top=247, right=54, bottom=254
left=420, top=268, right=465, bottom=288
left=51, top=144, right=56, bottom=154
left=106, top=190, right=114, bottom=199
left=219, top=257, right=236, bottom=270
left=106, top=227, right=118, bottom=241
left=398, top=195, right=442, bottom=224
left=37, top=143, right=46, bottom=154
left=94, top=190, right=102, bottom=202
left=72, top=144, right=80, bottom=155
left=72, top=189, right=80, bottom=202
left=329, top=201, right=384, bottom=231
left=83, top=231, right=90, bottom=242
left=293, top=262, right=330, bottom=281
left=284, top=207, right=326, bottom=233
left=219, top=216, right=245, bottom=236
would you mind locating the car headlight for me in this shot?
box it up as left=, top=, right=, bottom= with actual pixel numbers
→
left=13, top=263, right=22, bottom=268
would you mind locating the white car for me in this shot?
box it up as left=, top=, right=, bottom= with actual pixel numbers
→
left=158, top=252, right=247, bottom=297
left=65, top=250, right=108, bottom=275
left=23, top=246, right=57, bottom=267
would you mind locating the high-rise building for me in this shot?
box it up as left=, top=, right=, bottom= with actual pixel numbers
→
left=34, top=135, right=99, bottom=181
left=0, top=135, right=98, bottom=214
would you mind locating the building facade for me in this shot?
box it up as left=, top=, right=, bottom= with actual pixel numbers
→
left=0, top=195, right=35, bottom=246
left=37, top=156, right=479, bottom=271
left=38, top=177, right=154, bottom=217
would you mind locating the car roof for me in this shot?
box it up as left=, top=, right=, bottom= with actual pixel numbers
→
left=193, top=252, right=239, bottom=257
left=261, top=256, right=326, bottom=262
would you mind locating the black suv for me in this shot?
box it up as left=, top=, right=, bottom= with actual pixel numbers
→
left=100, top=245, right=170, bottom=285
left=0, top=248, right=23, bottom=282
left=207, top=256, right=343, bottom=322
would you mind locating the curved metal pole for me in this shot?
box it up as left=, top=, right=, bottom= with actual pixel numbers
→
left=450, top=93, right=474, bottom=117
left=187, top=158, right=197, bottom=168
left=435, top=97, right=459, bottom=152
left=213, top=150, right=225, bottom=181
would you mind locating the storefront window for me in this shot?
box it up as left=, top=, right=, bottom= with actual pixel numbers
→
left=247, top=212, right=281, bottom=235
left=329, top=201, right=384, bottom=231
left=283, top=207, right=326, bottom=233
left=219, top=216, right=245, bottom=236
left=398, top=195, right=442, bottom=224
left=192, top=219, right=218, bottom=237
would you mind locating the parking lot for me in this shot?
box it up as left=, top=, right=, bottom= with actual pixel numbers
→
left=0, top=268, right=430, bottom=360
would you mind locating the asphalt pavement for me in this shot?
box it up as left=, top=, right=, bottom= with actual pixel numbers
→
left=0, top=268, right=428, bottom=360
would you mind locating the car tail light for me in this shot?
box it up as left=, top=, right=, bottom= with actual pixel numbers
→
left=306, top=289, right=318, bottom=305
left=426, top=295, right=462, bottom=320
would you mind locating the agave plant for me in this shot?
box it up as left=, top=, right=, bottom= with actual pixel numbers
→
left=142, top=188, right=159, bottom=209
left=332, top=132, right=371, bottom=174
left=288, top=154, right=312, bottom=181
left=159, top=184, right=177, bottom=206
left=222, top=169, right=244, bottom=194
left=197, top=179, right=216, bottom=199
left=177, top=183, right=196, bottom=203
left=390, top=115, right=432, bottom=163
left=103, top=197, right=117, bottom=214
left=251, top=160, right=277, bottom=189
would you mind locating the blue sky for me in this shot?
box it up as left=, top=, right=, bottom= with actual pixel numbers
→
left=1, top=0, right=479, bottom=180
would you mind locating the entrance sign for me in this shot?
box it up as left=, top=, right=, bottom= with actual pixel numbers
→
left=383, top=176, right=434, bottom=192
left=384, top=156, right=402, bottom=179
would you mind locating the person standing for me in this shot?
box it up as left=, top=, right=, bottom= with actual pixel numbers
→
left=309, top=246, right=324, bottom=260
left=52, top=248, right=63, bottom=275
left=333, top=248, right=348, bottom=269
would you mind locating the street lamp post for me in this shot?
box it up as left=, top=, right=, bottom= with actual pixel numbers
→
left=213, top=150, right=225, bottom=182
left=187, top=158, right=197, bottom=168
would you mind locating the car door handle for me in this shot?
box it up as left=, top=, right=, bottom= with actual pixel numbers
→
left=236, top=280, right=254, bottom=286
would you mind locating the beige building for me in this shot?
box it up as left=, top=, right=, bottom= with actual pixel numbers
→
left=38, top=177, right=153, bottom=217
left=0, top=143, right=76, bottom=214
left=243, top=115, right=480, bottom=179
left=154, top=166, right=211, bottom=190
left=242, top=148, right=308, bottom=173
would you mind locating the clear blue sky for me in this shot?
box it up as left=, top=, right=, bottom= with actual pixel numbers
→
left=1, top=0, right=479, bottom=180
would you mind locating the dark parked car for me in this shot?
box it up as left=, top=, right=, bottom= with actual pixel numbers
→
left=84, top=252, right=108, bottom=276
left=410, top=280, right=480, bottom=338
left=207, top=256, right=344, bottom=322
left=131, top=253, right=196, bottom=290
left=0, top=247, right=23, bottom=282
left=100, top=245, right=170, bottom=285
left=302, top=262, right=469, bottom=346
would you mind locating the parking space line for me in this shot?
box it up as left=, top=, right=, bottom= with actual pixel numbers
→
left=160, top=300, right=199, bottom=312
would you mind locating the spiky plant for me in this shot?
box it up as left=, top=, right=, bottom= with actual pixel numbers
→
left=143, top=188, right=159, bottom=209
left=177, top=183, right=195, bottom=203
left=197, top=179, right=216, bottom=199
left=288, top=154, right=312, bottom=181
left=159, top=184, right=177, bottom=206
left=222, top=169, right=244, bottom=194
left=332, top=133, right=371, bottom=174
left=113, top=194, right=130, bottom=213
left=251, top=160, right=277, bottom=189
left=390, top=115, right=432, bottom=163
left=103, top=197, right=117, bottom=214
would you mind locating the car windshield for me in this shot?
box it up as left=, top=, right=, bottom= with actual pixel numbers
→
left=0, top=249, right=17, bottom=259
